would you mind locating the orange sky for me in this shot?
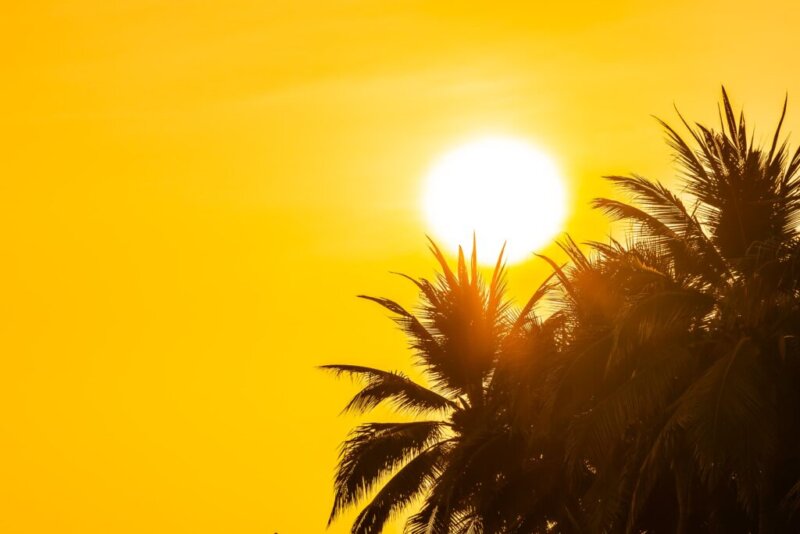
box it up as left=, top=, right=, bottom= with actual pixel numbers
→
left=2, top=1, right=800, bottom=532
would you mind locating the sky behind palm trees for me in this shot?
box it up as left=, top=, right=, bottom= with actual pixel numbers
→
left=3, top=1, right=800, bottom=532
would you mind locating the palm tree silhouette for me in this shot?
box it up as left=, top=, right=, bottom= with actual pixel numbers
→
left=553, top=88, right=800, bottom=532
left=323, top=238, right=556, bottom=533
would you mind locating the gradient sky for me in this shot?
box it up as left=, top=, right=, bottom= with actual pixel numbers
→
left=3, top=1, right=800, bottom=532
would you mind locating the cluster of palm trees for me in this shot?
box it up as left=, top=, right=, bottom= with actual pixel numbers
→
left=323, top=89, right=800, bottom=533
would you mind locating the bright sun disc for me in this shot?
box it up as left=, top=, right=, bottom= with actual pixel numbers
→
left=423, top=137, right=568, bottom=265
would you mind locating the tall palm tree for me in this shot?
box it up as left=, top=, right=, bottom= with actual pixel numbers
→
left=555, top=88, right=800, bottom=532
left=323, top=239, right=554, bottom=533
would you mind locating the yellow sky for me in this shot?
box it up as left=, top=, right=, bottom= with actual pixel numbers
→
left=2, top=1, right=800, bottom=532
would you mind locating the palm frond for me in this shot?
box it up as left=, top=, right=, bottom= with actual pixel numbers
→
left=427, top=237, right=458, bottom=289
left=566, top=346, right=695, bottom=469
left=351, top=442, right=447, bottom=534
left=596, top=174, right=729, bottom=279
left=320, top=365, right=457, bottom=414
left=405, top=499, right=444, bottom=534
left=608, top=289, right=713, bottom=370
left=329, top=421, right=445, bottom=523
left=629, top=337, right=777, bottom=522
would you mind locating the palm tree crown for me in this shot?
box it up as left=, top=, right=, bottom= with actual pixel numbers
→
left=324, top=238, right=555, bottom=533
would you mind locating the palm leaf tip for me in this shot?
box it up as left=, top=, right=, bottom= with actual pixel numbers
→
left=356, top=295, right=413, bottom=318
left=320, top=364, right=456, bottom=414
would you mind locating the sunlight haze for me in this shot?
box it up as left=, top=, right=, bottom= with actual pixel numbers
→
left=2, top=1, right=800, bottom=532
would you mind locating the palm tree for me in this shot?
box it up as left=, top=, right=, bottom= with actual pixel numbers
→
left=554, top=88, right=800, bottom=532
left=324, top=239, right=556, bottom=533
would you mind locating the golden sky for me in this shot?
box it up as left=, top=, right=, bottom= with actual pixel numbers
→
left=2, top=1, right=800, bottom=532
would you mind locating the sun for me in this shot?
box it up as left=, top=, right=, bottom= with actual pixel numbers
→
left=422, top=136, right=569, bottom=265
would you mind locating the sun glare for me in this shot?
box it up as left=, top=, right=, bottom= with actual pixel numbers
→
left=422, top=137, right=568, bottom=265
